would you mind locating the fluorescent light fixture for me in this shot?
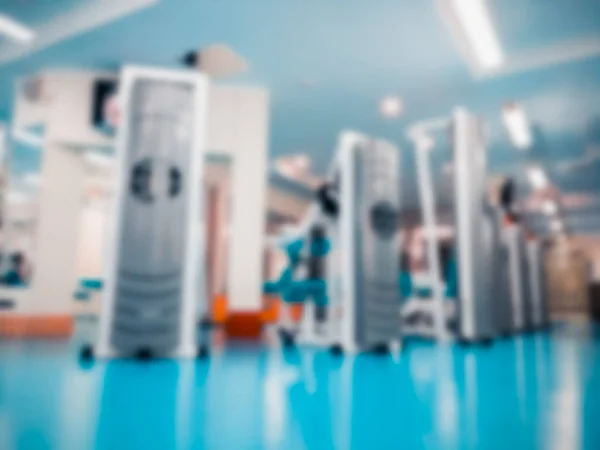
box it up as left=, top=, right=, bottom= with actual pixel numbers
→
left=527, top=166, right=548, bottom=190
left=293, top=154, right=310, bottom=171
left=379, top=96, right=404, bottom=118
left=542, top=200, right=557, bottom=216
left=12, top=127, right=44, bottom=148
left=451, top=0, right=504, bottom=69
left=550, top=219, right=563, bottom=232
left=275, top=154, right=311, bottom=179
left=0, top=14, right=35, bottom=43
left=502, top=103, right=533, bottom=150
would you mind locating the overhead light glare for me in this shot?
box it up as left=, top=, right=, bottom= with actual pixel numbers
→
left=527, top=166, right=548, bottom=190
left=451, top=0, right=504, bottom=69
left=379, top=96, right=403, bottom=118
left=550, top=219, right=563, bottom=232
left=275, top=154, right=311, bottom=180
left=0, top=14, right=35, bottom=43
left=502, top=103, right=533, bottom=150
left=542, top=200, right=557, bottom=216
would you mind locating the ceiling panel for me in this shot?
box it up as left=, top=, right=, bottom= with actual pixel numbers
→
left=1, top=0, right=96, bottom=26
left=493, top=0, right=600, bottom=54
left=0, top=0, right=599, bottom=236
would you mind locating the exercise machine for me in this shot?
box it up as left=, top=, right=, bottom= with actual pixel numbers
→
left=408, top=108, right=500, bottom=343
left=527, top=239, right=549, bottom=329
left=497, top=178, right=536, bottom=334
left=95, top=66, right=209, bottom=359
left=269, top=131, right=402, bottom=354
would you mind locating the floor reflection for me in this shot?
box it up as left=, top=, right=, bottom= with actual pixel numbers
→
left=0, top=323, right=599, bottom=449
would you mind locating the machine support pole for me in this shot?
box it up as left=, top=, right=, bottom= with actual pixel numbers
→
left=414, top=137, right=447, bottom=341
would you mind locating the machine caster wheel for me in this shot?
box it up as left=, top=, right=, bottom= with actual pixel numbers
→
left=372, top=343, right=389, bottom=355
left=197, top=345, right=210, bottom=359
left=481, top=337, right=494, bottom=347
left=459, top=337, right=493, bottom=347
left=457, top=338, right=471, bottom=348
left=278, top=329, right=296, bottom=348
left=79, top=344, right=95, bottom=361
left=135, top=348, right=153, bottom=361
left=330, top=344, right=344, bottom=356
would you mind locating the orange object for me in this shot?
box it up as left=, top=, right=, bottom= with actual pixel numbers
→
left=211, top=293, right=228, bottom=323
left=215, top=294, right=306, bottom=339
left=290, top=304, right=304, bottom=322
left=261, top=295, right=280, bottom=323
left=224, top=312, right=263, bottom=339
left=257, top=296, right=304, bottom=323
left=0, top=314, right=73, bottom=338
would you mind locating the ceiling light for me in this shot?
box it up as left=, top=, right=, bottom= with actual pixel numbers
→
left=0, top=14, right=35, bottom=43
left=451, top=0, right=504, bottom=69
left=275, top=154, right=311, bottom=179
left=293, top=154, right=310, bottom=171
left=527, top=166, right=548, bottom=190
left=187, top=44, right=249, bottom=78
left=380, top=96, right=403, bottom=118
left=550, top=219, right=563, bottom=232
left=502, top=103, right=533, bottom=150
left=542, top=200, right=557, bottom=216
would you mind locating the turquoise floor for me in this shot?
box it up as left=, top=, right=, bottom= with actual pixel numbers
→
left=1, top=323, right=599, bottom=450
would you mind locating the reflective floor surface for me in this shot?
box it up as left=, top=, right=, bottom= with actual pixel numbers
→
left=1, top=322, right=599, bottom=449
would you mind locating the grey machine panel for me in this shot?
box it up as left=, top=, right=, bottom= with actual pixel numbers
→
left=452, top=111, right=495, bottom=341
left=505, top=226, right=531, bottom=332
left=352, top=140, right=401, bottom=349
left=110, top=79, right=194, bottom=355
left=490, top=209, right=513, bottom=335
left=527, top=240, right=548, bottom=328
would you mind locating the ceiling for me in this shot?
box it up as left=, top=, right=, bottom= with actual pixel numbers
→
left=0, top=1, right=93, bottom=24
left=1, top=0, right=600, bottom=235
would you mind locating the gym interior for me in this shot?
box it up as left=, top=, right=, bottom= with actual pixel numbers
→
left=1, top=1, right=600, bottom=449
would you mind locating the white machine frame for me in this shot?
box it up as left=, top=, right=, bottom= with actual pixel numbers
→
left=408, top=107, right=497, bottom=343
left=407, top=116, right=453, bottom=341
left=295, top=131, right=402, bottom=353
left=97, top=66, right=209, bottom=358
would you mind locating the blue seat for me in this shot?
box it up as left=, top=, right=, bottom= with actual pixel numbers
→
left=79, top=278, right=104, bottom=291
left=398, top=252, right=458, bottom=300
left=444, top=256, right=458, bottom=298
left=399, top=271, right=413, bottom=298
left=73, top=290, right=90, bottom=301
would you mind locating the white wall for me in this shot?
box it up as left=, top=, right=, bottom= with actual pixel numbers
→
left=76, top=204, right=108, bottom=279
left=12, top=70, right=110, bottom=315
left=207, top=86, right=270, bottom=311
left=30, top=143, right=85, bottom=314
